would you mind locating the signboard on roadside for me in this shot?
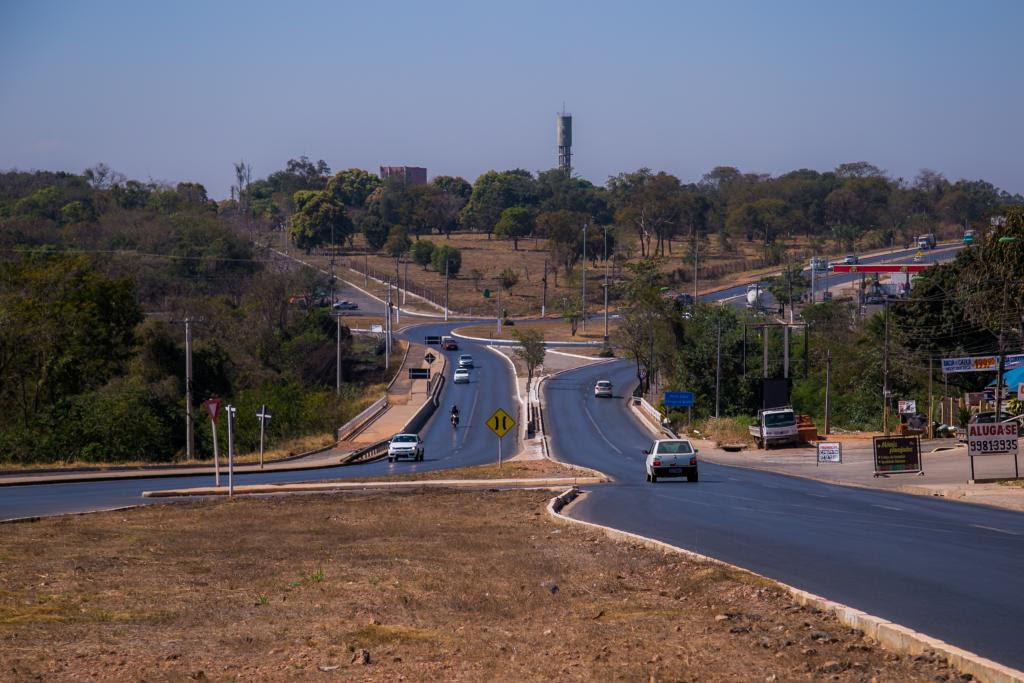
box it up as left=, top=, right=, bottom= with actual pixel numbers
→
left=898, top=400, right=917, bottom=414
left=408, top=368, right=430, bottom=379
left=664, top=391, right=695, bottom=408
left=816, top=442, right=842, bottom=465
left=424, top=335, right=441, bottom=345
left=486, top=408, right=515, bottom=438
left=941, top=354, right=1024, bottom=374
left=203, top=398, right=221, bottom=423
left=371, top=324, right=383, bottom=333
left=1019, top=384, right=1024, bottom=401
left=967, top=421, right=1019, bottom=456
left=873, top=435, right=922, bottom=475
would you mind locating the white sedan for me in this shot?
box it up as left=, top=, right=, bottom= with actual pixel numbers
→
left=388, top=434, right=424, bottom=462
left=453, top=368, right=470, bottom=384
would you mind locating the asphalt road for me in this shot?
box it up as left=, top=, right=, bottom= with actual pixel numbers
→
left=705, top=242, right=964, bottom=308
left=0, top=319, right=519, bottom=521
left=543, top=359, right=1024, bottom=670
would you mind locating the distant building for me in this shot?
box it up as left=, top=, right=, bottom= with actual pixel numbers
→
left=380, top=166, right=427, bottom=185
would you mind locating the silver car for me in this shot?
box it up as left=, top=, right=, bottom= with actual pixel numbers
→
left=594, top=380, right=613, bottom=398
left=388, top=434, right=424, bottom=462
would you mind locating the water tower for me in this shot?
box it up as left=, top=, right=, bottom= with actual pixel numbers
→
left=556, top=111, right=572, bottom=174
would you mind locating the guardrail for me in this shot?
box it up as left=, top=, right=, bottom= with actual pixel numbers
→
left=337, top=397, right=389, bottom=442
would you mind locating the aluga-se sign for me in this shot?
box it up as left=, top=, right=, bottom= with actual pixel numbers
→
left=967, top=422, right=1019, bottom=456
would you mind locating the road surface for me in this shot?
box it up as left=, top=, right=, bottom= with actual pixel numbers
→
left=543, top=359, right=1024, bottom=670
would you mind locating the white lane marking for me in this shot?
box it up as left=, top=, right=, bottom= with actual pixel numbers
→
left=583, top=405, right=623, bottom=454
left=873, top=504, right=902, bottom=511
left=971, top=524, right=1020, bottom=536
left=806, top=492, right=828, bottom=498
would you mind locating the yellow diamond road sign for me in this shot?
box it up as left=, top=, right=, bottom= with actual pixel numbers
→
left=486, top=408, right=515, bottom=438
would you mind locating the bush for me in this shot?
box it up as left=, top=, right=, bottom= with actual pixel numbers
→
left=412, top=240, right=435, bottom=268
left=431, top=244, right=461, bottom=276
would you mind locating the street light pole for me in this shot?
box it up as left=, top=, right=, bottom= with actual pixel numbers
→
left=581, top=222, right=587, bottom=335
left=603, top=226, right=609, bottom=345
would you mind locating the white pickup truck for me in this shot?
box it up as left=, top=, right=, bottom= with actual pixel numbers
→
left=749, top=407, right=799, bottom=449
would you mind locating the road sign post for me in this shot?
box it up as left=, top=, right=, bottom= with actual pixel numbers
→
left=226, top=405, right=237, bottom=496
left=872, top=435, right=922, bottom=476
left=486, top=408, right=516, bottom=468
left=203, top=398, right=222, bottom=486
left=256, top=405, right=272, bottom=470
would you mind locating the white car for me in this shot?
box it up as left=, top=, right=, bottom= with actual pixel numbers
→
left=453, top=368, right=470, bottom=384
left=644, top=439, right=698, bottom=483
left=332, top=300, right=358, bottom=310
left=594, top=380, right=613, bottom=398
left=388, top=433, right=423, bottom=462
left=458, top=354, right=474, bottom=369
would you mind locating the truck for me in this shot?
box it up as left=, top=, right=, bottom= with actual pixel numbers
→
left=748, top=407, right=799, bottom=449
left=916, top=233, right=936, bottom=250
left=963, top=229, right=977, bottom=245
left=745, top=283, right=765, bottom=310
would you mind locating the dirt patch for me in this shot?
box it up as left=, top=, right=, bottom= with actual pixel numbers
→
left=343, top=460, right=589, bottom=482
left=0, top=490, right=960, bottom=680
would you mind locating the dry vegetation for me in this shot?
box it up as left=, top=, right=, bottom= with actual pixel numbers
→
left=0, top=490, right=960, bottom=681
left=290, top=231, right=904, bottom=318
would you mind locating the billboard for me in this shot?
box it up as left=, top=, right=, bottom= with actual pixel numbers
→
left=873, top=435, right=922, bottom=475
left=967, top=422, right=1019, bottom=456
left=816, top=442, right=842, bottom=464
left=942, top=354, right=1024, bottom=374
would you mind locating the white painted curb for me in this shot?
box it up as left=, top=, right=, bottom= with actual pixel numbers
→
left=546, top=487, right=1024, bottom=683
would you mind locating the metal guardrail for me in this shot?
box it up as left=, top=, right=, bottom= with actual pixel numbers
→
left=337, top=397, right=389, bottom=442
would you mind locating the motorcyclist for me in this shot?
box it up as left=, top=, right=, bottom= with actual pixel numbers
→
left=450, top=405, right=460, bottom=426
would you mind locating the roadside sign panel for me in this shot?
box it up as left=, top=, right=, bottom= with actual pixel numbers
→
left=898, top=400, right=917, bottom=414
left=873, top=436, right=922, bottom=475
left=203, top=398, right=221, bottom=422
left=1019, top=384, right=1024, bottom=401
left=942, top=354, right=1024, bottom=374
left=424, top=335, right=441, bottom=345
left=486, top=408, right=515, bottom=438
left=424, top=352, right=436, bottom=364
left=371, top=324, right=383, bottom=333
left=816, top=442, right=842, bottom=464
left=408, top=368, right=430, bottom=379
left=967, top=422, right=1019, bottom=456
left=664, top=391, right=695, bottom=408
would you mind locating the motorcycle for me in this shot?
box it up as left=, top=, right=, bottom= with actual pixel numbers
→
left=451, top=412, right=460, bottom=428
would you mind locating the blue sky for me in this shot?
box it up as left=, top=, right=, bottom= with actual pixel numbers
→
left=2, top=1, right=1022, bottom=198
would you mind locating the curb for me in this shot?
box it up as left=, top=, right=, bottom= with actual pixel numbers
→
left=546, top=487, right=1023, bottom=683
left=143, top=477, right=604, bottom=498
left=452, top=329, right=603, bottom=346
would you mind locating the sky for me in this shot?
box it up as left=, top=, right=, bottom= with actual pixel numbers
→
left=2, top=1, right=1022, bottom=199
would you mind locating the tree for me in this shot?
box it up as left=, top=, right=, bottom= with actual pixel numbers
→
left=384, top=226, right=412, bottom=258
left=834, top=161, right=886, bottom=179
left=326, top=168, right=381, bottom=207
left=766, top=264, right=810, bottom=310
left=431, top=244, right=461, bottom=276
left=412, top=240, right=435, bottom=269
left=559, top=296, right=584, bottom=336
left=460, top=169, right=538, bottom=236
left=511, top=328, right=546, bottom=397
left=609, top=170, right=682, bottom=257
left=499, top=267, right=519, bottom=292
left=493, top=207, right=535, bottom=250
left=289, top=191, right=352, bottom=252
left=537, top=209, right=588, bottom=274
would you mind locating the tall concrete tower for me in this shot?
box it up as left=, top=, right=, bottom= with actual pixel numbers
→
left=556, top=110, right=572, bottom=174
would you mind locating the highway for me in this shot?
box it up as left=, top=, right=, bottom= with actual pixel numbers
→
left=704, top=242, right=964, bottom=308
left=543, top=359, right=1024, bottom=670
left=0, top=316, right=520, bottom=521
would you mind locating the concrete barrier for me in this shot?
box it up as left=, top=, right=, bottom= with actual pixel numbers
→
left=336, top=397, right=388, bottom=442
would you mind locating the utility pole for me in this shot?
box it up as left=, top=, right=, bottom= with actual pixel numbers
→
left=394, top=257, right=401, bottom=325
left=928, top=356, right=934, bottom=439
left=581, top=222, right=587, bottom=334
left=693, top=228, right=699, bottom=301
left=364, top=252, right=368, bottom=287
left=824, top=349, right=832, bottom=435
left=444, top=258, right=450, bottom=322
left=403, top=256, right=408, bottom=305
left=541, top=260, right=548, bottom=318
left=603, top=226, right=610, bottom=345
left=184, top=317, right=195, bottom=460
left=763, top=325, right=769, bottom=379
left=883, top=297, right=890, bottom=435
left=715, top=322, right=722, bottom=418
left=783, top=324, right=790, bottom=378
left=787, top=265, right=794, bottom=324
left=335, top=315, right=342, bottom=395
left=384, top=284, right=392, bottom=372
left=496, top=290, right=501, bottom=336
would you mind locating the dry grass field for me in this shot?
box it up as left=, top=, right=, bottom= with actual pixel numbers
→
left=280, top=229, right=880, bottom=317
left=0, top=489, right=958, bottom=681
